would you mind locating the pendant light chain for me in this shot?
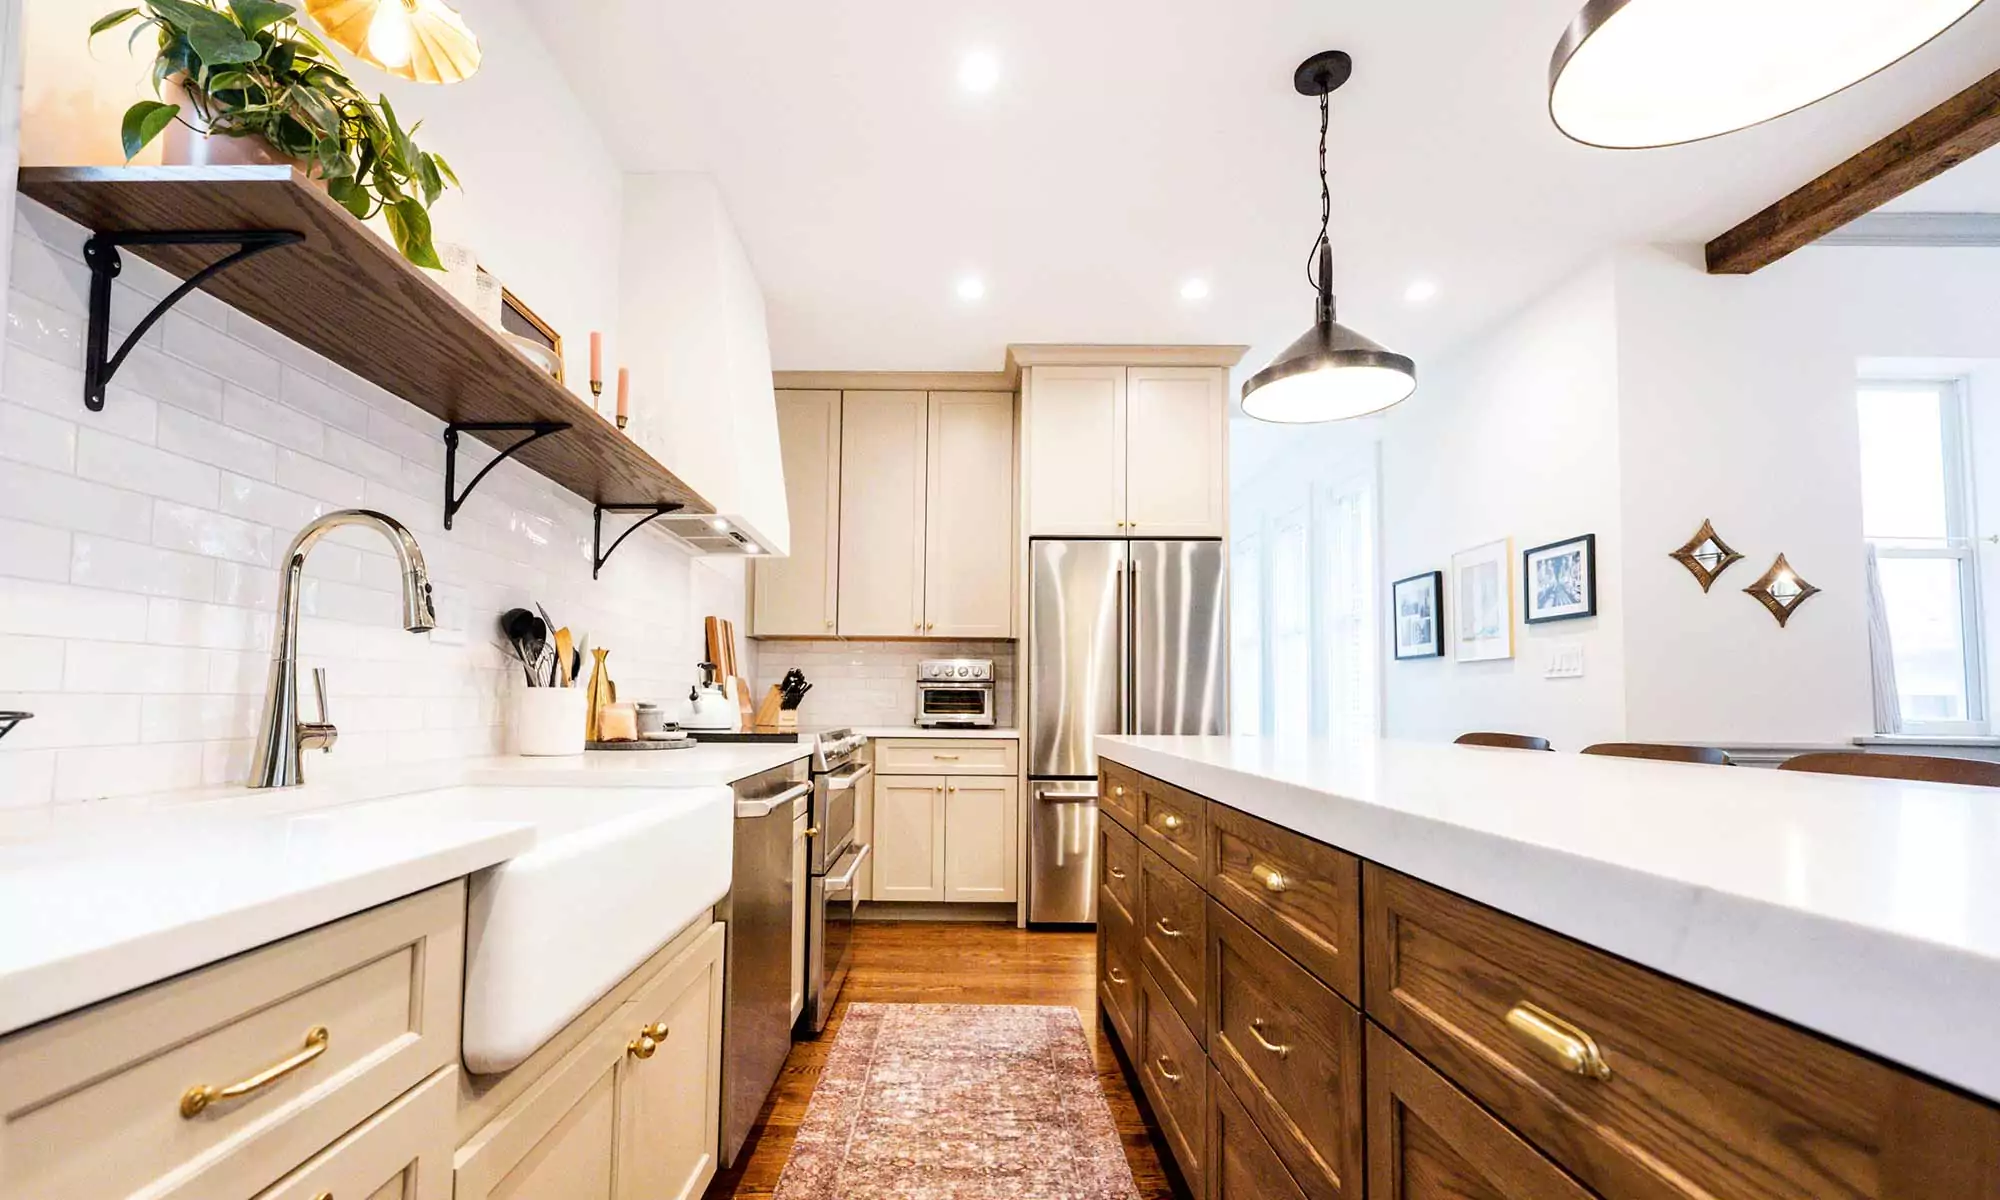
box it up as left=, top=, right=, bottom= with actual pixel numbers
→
left=1304, top=91, right=1331, bottom=292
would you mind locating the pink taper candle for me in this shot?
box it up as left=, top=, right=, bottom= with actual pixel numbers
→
left=616, top=367, right=630, bottom=427
left=589, top=332, right=603, bottom=387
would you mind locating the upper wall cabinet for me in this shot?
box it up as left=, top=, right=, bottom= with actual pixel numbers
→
left=753, top=391, right=842, bottom=636
left=839, top=392, right=932, bottom=637
left=1021, top=360, right=1232, bottom=538
left=925, top=392, right=1016, bottom=638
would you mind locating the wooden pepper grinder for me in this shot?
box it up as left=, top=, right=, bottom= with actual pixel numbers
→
left=584, top=647, right=616, bottom=740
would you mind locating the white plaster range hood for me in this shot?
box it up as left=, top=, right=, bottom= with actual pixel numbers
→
left=619, top=172, right=792, bottom=559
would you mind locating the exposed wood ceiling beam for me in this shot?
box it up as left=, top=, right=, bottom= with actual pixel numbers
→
left=1705, top=67, right=2000, bottom=274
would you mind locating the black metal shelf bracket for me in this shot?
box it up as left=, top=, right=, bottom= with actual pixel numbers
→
left=443, top=421, right=571, bottom=530
left=83, top=230, right=304, bottom=412
left=593, top=503, right=684, bottom=579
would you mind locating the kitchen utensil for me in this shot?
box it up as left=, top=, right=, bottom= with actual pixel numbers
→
left=553, top=627, right=575, bottom=687
left=584, top=647, right=615, bottom=739
left=500, top=608, right=541, bottom=685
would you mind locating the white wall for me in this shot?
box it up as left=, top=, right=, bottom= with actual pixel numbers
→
left=1378, top=260, right=1628, bottom=751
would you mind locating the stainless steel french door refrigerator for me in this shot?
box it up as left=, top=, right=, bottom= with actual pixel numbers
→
left=1027, top=538, right=1227, bottom=923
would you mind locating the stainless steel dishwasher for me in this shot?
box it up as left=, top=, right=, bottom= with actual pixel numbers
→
left=717, top=755, right=811, bottom=1168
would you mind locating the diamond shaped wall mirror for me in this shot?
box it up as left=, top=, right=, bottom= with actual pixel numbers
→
left=1670, top=519, right=1744, bottom=592
left=1744, top=554, right=1821, bottom=627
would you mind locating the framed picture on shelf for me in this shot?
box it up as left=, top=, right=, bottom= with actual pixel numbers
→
left=1523, top=534, right=1597, bottom=624
left=1452, top=538, right=1514, bottom=662
left=1392, top=571, right=1445, bottom=660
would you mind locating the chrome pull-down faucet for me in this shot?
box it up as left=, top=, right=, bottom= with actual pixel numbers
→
left=250, top=510, right=436, bottom=789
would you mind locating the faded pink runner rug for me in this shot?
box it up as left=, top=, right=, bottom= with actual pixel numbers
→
left=773, top=1003, right=1140, bottom=1200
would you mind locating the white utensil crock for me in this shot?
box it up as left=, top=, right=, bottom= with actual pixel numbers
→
left=513, top=688, right=586, bottom=756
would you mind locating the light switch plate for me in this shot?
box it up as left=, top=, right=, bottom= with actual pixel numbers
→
left=1544, top=639, right=1585, bottom=679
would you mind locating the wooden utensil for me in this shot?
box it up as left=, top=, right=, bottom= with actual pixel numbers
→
left=554, top=627, right=574, bottom=687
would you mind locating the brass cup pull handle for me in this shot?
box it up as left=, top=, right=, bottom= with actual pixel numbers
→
left=1158, top=812, right=1184, bottom=831
left=181, top=1025, right=330, bottom=1118
left=1154, top=1054, right=1183, bottom=1082
left=1107, top=966, right=1128, bottom=985
left=1154, top=918, right=1184, bottom=939
left=1505, top=1002, right=1612, bottom=1081
left=1251, top=863, right=1289, bottom=892
left=1106, top=866, right=1127, bottom=880
left=1248, top=1018, right=1292, bottom=1059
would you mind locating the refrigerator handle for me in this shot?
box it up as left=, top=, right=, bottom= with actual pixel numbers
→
left=1115, top=559, right=1128, bottom=736
left=1127, top=557, right=1140, bottom=734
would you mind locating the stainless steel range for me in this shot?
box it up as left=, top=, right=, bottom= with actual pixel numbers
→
left=800, top=728, right=870, bottom=1034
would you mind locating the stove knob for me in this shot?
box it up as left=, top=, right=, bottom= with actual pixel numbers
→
left=957, top=666, right=969, bottom=678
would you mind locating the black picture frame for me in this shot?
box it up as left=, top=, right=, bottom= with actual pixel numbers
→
left=1392, top=570, right=1446, bottom=659
left=1523, top=534, right=1597, bottom=624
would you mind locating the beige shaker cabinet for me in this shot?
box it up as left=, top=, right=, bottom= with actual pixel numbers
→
left=1023, top=365, right=1128, bottom=537
left=923, top=391, right=1017, bottom=637
left=870, top=741, right=1022, bottom=907
left=752, top=390, right=842, bottom=636
left=1021, top=362, right=1229, bottom=538
left=871, top=774, right=950, bottom=902
left=835, top=390, right=931, bottom=637
left=941, top=775, right=1020, bottom=903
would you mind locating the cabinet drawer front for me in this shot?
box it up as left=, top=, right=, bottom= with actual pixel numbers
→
left=1100, top=817, right=1141, bottom=923
left=0, top=882, right=463, bottom=1200
left=1139, top=967, right=1207, bottom=1196
left=1098, top=897, right=1143, bottom=1055
left=255, top=1067, right=455, bottom=1200
left=1099, top=762, right=1142, bottom=832
left=1207, top=902, right=1364, bottom=1200
left=1209, top=1066, right=1308, bottom=1200
left=1136, top=775, right=1207, bottom=880
left=1209, top=801, right=1362, bottom=1004
left=1364, top=864, right=2000, bottom=1200
left=873, top=739, right=1018, bottom=776
left=1139, top=849, right=1206, bottom=1043
left=1366, top=1025, right=1596, bottom=1200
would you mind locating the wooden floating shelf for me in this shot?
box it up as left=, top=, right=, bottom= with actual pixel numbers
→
left=17, top=165, right=711, bottom=517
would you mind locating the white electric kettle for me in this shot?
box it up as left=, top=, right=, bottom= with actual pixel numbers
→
left=685, top=661, right=735, bottom=731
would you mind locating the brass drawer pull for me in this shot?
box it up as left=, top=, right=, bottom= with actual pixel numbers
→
left=1251, top=863, right=1289, bottom=892
left=1107, top=865, right=1127, bottom=880
left=1107, top=966, right=1128, bottom=985
left=312, top=1193, right=332, bottom=1200
left=1113, top=785, right=1126, bottom=796
left=1505, top=1002, right=1612, bottom=1081
left=1157, top=812, right=1184, bottom=831
left=1154, top=917, right=1185, bottom=939
left=627, top=1021, right=670, bottom=1060
left=933, top=753, right=961, bottom=761
left=1248, top=1018, right=1292, bottom=1059
left=1154, top=1054, right=1183, bottom=1083
left=181, top=1025, right=330, bottom=1118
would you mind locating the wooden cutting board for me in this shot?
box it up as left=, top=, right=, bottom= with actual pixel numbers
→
left=705, top=615, right=754, bottom=729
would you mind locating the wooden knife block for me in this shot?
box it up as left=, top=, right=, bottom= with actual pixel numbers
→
left=753, top=686, right=798, bottom=733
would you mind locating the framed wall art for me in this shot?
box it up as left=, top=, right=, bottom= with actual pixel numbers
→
left=1392, top=571, right=1445, bottom=660
left=1523, top=533, right=1597, bottom=623
left=1452, top=538, right=1514, bottom=662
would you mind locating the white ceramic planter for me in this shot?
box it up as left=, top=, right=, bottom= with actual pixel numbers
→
left=513, top=688, right=586, bottom=757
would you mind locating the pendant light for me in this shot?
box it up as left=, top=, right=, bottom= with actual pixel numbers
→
left=306, top=0, right=483, bottom=85
left=1549, top=0, right=1985, bottom=149
left=1242, top=51, right=1416, bottom=425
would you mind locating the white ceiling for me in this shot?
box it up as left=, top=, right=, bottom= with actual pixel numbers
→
left=512, top=0, right=2000, bottom=384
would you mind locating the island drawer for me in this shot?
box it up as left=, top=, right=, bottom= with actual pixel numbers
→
left=1366, top=1025, right=1597, bottom=1200
left=1140, top=966, right=1207, bottom=1197
left=1207, top=901, right=1364, bottom=1200
left=1098, top=893, right=1143, bottom=1055
left=1208, top=800, right=1362, bottom=1004
left=1363, top=863, right=2000, bottom=1200
left=1135, top=773, right=1208, bottom=881
left=254, top=1066, right=455, bottom=1200
left=1140, top=846, right=1206, bottom=1042
left=1100, top=816, right=1141, bottom=923
left=0, top=882, right=464, bottom=1200
left=873, top=738, right=1017, bottom=776
left=1100, top=761, right=1143, bottom=831
left=1208, top=1064, right=1309, bottom=1200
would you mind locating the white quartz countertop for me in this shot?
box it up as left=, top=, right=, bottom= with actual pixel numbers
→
left=851, top=727, right=1020, bottom=740
left=0, top=749, right=792, bottom=1037
left=1098, top=734, right=2000, bottom=1103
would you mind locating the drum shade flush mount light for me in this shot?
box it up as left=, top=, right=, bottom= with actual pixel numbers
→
left=1548, top=0, right=1986, bottom=149
left=1242, top=51, right=1417, bottom=425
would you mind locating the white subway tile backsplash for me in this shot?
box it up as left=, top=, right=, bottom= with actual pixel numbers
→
left=117, top=344, right=227, bottom=420
left=0, top=693, right=142, bottom=749
left=70, top=534, right=216, bottom=601
left=64, top=640, right=211, bottom=692
left=141, top=693, right=258, bottom=743
left=320, top=426, right=405, bottom=488
left=214, top=561, right=281, bottom=610
left=0, top=400, right=77, bottom=471
left=157, top=404, right=277, bottom=480
left=271, top=450, right=366, bottom=508
left=222, top=382, right=324, bottom=456
left=152, top=502, right=274, bottom=566
left=3, top=342, right=157, bottom=443
left=219, top=473, right=338, bottom=533
left=753, top=638, right=1018, bottom=729
left=0, top=460, right=154, bottom=541
left=0, top=750, right=58, bottom=810
left=54, top=741, right=204, bottom=803
left=0, top=635, right=67, bottom=692
left=163, top=313, right=282, bottom=395
left=0, top=517, right=71, bottom=583
left=0, top=579, right=150, bottom=642
left=145, top=598, right=274, bottom=652
left=76, top=428, right=221, bottom=508
left=279, top=367, right=371, bottom=436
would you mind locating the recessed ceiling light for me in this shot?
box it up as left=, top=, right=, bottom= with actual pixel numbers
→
left=956, top=275, right=987, bottom=301
left=958, top=50, right=1000, bottom=94
left=1404, top=280, right=1438, bottom=305
left=1180, top=278, right=1211, bottom=302
left=709, top=517, right=731, bottom=532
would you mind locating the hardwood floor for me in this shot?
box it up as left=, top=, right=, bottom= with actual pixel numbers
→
left=701, top=921, right=1183, bottom=1199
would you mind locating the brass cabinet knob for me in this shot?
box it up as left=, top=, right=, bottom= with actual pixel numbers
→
left=805, top=825, right=821, bottom=837
left=646, top=1021, right=669, bottom=1040
left=628, top=1034, right=658, bottom=1060
left=1158, top=812, right=1184, bottom=832
left=824, top=619, right=834, bottom=629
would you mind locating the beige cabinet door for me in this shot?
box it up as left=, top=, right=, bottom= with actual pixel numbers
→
left=872, top=775, right=947, bottom=902
left=752, top=390, right=842, bottom=636
left=1024, top=365, right=1127, bottom=536
left=943, top=776, right=1018, bottom=903
left=854, top=765, right=876, bottom=901
left=454, top=1019, right=626, bottom=1200
left=837, top=391, right=929, bottom=636
left=790, top=809, right=809, bottom=1023
left=1126, top=366, right=1227, bottom=536
left=924, top=391, right=1015, bottom=637
left=614, top=923, right=726, bottom=1200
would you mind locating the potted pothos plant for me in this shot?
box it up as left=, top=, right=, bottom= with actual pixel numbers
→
left=91, top=0, right=459, bottom=268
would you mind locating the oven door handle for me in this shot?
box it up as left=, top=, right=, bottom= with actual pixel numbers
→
left=826, top=763, right=873, bottom=791
left=824, top=843, right=871, bottom=890
left=736, top=780, right=812, bottom=818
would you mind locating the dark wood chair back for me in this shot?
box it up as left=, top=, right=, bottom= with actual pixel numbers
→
left=1777, top=751, right=2000, bottom=788
left=1581, top=742, right=1732, bottom=766
left=1455, top=732, right=1552, bottom=752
